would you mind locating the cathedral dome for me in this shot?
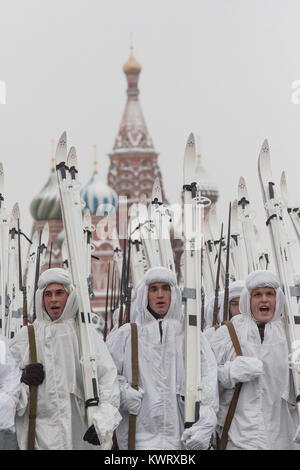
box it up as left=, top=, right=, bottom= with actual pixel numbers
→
left=81, top=169, right=118, bottom=216
left=123, top=46, right=142, bottom=75
left=30, top=166, right=61, bottom=221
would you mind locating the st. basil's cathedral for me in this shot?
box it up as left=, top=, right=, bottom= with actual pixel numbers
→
left=29, top=46, right=219, bottom=318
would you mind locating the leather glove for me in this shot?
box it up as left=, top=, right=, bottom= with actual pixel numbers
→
left=230, top=356, right=263, bottom=385
left=21, top=363, right=45, bottom=386
left=120, top=383, right=144, bottom=415
left=83, top=424, right=101, bottom=446
left=181, top=405, right=217, bottom=450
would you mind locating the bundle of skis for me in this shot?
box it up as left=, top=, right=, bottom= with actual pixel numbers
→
left=1, top=128, right=299, bottom=434
left=0, top=163, right=51, bottom=338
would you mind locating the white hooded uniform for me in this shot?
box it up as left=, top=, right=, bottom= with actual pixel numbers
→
left=106, top=267, right=219, bottom=450
left=9, top=268, right=121, bottom=450
left=0, top=335, right=20, bottom=449
left=210, top=270, right=300, bottom=450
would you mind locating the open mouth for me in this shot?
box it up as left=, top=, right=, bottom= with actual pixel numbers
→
left=259, top=306, right=270, bottom=313
left=51, top=306, right=60, bottom=312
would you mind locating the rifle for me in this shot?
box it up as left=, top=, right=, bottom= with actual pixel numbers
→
left=212, top=224, right=224, bottom=326
left=103, top=262, right=110, bottom=342
left=17, top=219, right=32, bottom=327
left=124, top=239, right=132, bottom=324
left=48, top=242, right=53, bottom=269
left=223, top=203, right=232, bottom=322
left=118, top=238, right=127, bottom=328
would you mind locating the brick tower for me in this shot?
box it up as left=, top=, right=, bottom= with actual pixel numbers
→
left=107, top=46, right=166, bottom=207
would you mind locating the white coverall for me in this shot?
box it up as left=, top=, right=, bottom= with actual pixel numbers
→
left=107, top=267, right=219, bottom=450
left=210, top=270, right=300, bottom=450
left=0, top=335, right=20, bottom=449
left=9, top=268, right=121, bottom=450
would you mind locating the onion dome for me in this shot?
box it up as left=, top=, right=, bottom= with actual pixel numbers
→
left=81, top=157, right=118, bottom=216
left=195, top=149, right=219, bottom=205
left=123, top=45, right=142, bottom=75
left=30, top=157, right=61, bottom=220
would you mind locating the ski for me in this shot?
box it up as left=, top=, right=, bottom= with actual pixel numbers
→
left=182, top=132, right=203, bottom=427
left=238, top=176, right=260, bottom=273
left=0, top=163, right=9, bottom=336
left=231, top=198, right=247, bottom=280
left=258, top=139, right=300, bottom=428
left=280, top=171, right=300, bottom=242
left=55, top=132, right=101, bottom=431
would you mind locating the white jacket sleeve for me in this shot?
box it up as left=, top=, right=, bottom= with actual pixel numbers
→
left=218, top=356, right=263, bottom=388
left=0, top=337, right=21, bottom=430
left=106, top=325, right=140, bottom=413
left=118, top=375, right=144, bottom=415
left=181, top=405, right=217, bottom=450
left=199, top=332, right=219, bottom=415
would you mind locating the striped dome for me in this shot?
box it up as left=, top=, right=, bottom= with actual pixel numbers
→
left=30, top=169, right=61, bottom=221
left=81, top=171, right=118, bottom=216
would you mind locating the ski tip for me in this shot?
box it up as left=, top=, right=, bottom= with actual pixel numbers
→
left=0, top=162, right=4, bottom=193
left=280, top=170, right=289, bottom=204
left=55, top=132, right=67, bottom=164
left=11, top=202, right=20, bottom=223
left=67, top=146, right=77, bottom=168
left=238, top=176, right=248, bottom=199
left=183, top=132, right=196, bottom=182
left=259, top=138, right=270, bottom=155
left=280, top=170, right=286, bottom=185
left=184, top=132, right=195, bottom=154
left=238, top=175, right=246, bottom=186
left=151, top=177, right=162, bottom=203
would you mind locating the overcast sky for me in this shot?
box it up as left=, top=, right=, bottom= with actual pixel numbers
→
left=0, top=0, right=299, bottom=265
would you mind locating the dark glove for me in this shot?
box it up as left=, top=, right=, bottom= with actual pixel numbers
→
left=21, top=363, right=45, bottom=386
left=83, top=425, right=101, bottom=446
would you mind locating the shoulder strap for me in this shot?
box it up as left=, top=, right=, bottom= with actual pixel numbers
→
left=27, top=325, right=37, bottom=363
left=222, top=320, right=243, bottom=356
left=128, top=323, right=138, bottom=450
left=130, top=323, right=139, bottom=390
left=219, top=321, right=243, bottom=450
left=27, top=325, right=38, bottom=451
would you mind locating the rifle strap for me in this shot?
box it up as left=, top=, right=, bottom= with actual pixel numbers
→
left=27, top=325, right=38, bottom=451
left=128, top=323, right=138, bottom=450
left=219, top=321, right=243, bottom=451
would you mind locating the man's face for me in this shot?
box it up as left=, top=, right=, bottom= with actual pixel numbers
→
left=229, top=297, right=241, bottom=318
left=250, top=287, right=276, bottom=323
left=148, top=282, right=171, bottom=316
left=43, top=283, right=69, bottom=321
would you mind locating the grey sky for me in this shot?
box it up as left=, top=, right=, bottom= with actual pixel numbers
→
left=0, top=0, right=299, bottom=266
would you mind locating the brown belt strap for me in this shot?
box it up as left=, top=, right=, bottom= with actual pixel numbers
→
left=219, top=321, right=243, bottom=451
left=128, top=323, right=138, bottom=450
left=27, top=325, right=38, bottom=451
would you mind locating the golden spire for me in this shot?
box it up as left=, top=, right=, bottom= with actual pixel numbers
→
left=123, top=34, right=142, bottom=75
left=93, top=144, right=98, bottom=172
